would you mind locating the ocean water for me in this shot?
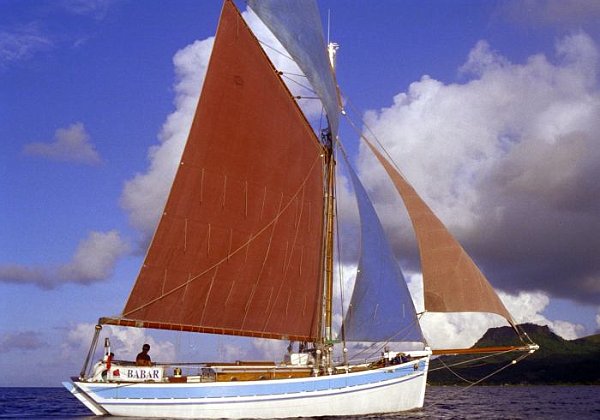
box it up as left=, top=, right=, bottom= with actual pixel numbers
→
left=0, top=385, right=598, bottom=419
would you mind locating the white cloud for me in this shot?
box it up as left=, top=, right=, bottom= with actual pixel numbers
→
left=23, top=122, right=102, bottom=165
left=500, top=291, right=585, bottom=340
left=120, top=36, right=213, bottom=237
left=218, top=342, right=247, bottom=361
left=120, top=8, right=324, bottom=242
left=251, top=338, right=288, bottom=360
left=106, top=326, right=176, bottom=362
left=59, top=230, right=130, bottom=283
left=63, top=323, right=176, bottom=363
left=0, top=264, right=46, bottom=284
left=0, top=230, right=129, bottom=288
left=404, top=272, right=585, bottom=346
left=357, top=32, right=600, bottom=306
left=0, top=24, right=52, bottom=66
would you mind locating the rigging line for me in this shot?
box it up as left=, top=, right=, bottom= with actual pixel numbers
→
left=257, top=39, right=294, bottom=61
left=426, top=351, right=534, bottom=409
left=436, top=356, right=476, bottom=385
left=428, top=348, right=517, bottom=372
left=342, top=94, right=403, bottom=175
left=280, top=73, right=316, bottom=94
left=279, top=71, right=308, bottom=79
left=327, top=9, right=331, bottom=45
left=122, top=153, right=325, bottom=318
left=341, top=103, right=410, bottom=183
left=346, top=316, right=423, bottom=362
left=340, top=94, right=430, bottom=213
left=515, top=324, right=536, bottom=345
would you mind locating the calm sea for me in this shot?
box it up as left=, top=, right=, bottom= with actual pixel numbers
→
left=0, top=385, right=598, bottom=419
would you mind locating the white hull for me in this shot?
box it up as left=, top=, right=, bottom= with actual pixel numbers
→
left=64, top=357, right=429, bottom=418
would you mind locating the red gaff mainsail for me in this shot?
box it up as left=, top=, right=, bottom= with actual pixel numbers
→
left=104, top=1, right=326, bottom=342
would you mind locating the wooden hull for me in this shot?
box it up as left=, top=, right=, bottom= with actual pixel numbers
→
left=64, top=358, right=429, bottom=418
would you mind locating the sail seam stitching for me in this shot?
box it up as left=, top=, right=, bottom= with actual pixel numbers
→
left=122, top=153, right=324, bottom=319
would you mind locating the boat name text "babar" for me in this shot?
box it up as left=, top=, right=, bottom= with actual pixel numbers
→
left=122, top=368, right=163, bottom=381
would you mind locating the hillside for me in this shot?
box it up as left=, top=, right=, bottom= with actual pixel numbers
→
left=427, top=323, right=600, bottom=385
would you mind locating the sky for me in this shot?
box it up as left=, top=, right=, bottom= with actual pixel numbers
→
left=1, top=0, right=599, bottom=387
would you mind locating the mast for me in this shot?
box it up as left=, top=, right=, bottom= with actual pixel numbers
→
left=322, top=40, right=340, bottom=368
left=323, top=131, right=335, bottom=350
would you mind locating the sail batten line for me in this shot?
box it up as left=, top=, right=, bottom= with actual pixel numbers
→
left=199, top=266, right=219, bottom=325
left=260, top=169, right=313, bottom=333
left=122, top=153, right=323, bottom=319
left=241, top=193, right=282, bottom=325
left=240, top=197, right=280, bottom=329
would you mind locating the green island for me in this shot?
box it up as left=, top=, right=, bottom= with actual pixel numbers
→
left=427, top=323, right=600, bottom=385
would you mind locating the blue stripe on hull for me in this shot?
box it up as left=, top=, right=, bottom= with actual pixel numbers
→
left=85, top=361, right=426, bottom=401
left=102, top=371, right=424, bottom=406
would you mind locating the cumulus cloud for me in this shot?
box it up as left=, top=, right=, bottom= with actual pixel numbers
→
left=62, top=323, right=175, bottom=362
left=0, top=24, right=52, bottom=67
left=251, top=338, right=288, bottom=360
left=120, top=37, right=213, bottom=238
left=120, top=8, right=324, bottom=242
left=0, top=331, right=46, bottom=354
left=59, top=230, right=130, bottom=283
left=0, top=230, right=129, bottom=288
left=358, top=32, right=600, bottom=306
left=216, top=338, right=288, bottom=362
left=23, top=122, right=102, bottom=165
left=404, top=273, right=585, bottom=347
left=330, top=260, right=585, bottom=354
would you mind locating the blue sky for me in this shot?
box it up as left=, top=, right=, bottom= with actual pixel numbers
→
left=1, top=0, right=600, bottom=387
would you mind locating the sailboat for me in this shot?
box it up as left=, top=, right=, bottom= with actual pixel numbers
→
left=63, top=1, right=538, bottom=418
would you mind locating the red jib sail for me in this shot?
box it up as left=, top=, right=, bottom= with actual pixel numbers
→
left=364, top=140, right=515, bottom=327
left=105, top=0, right=326, bottom=342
